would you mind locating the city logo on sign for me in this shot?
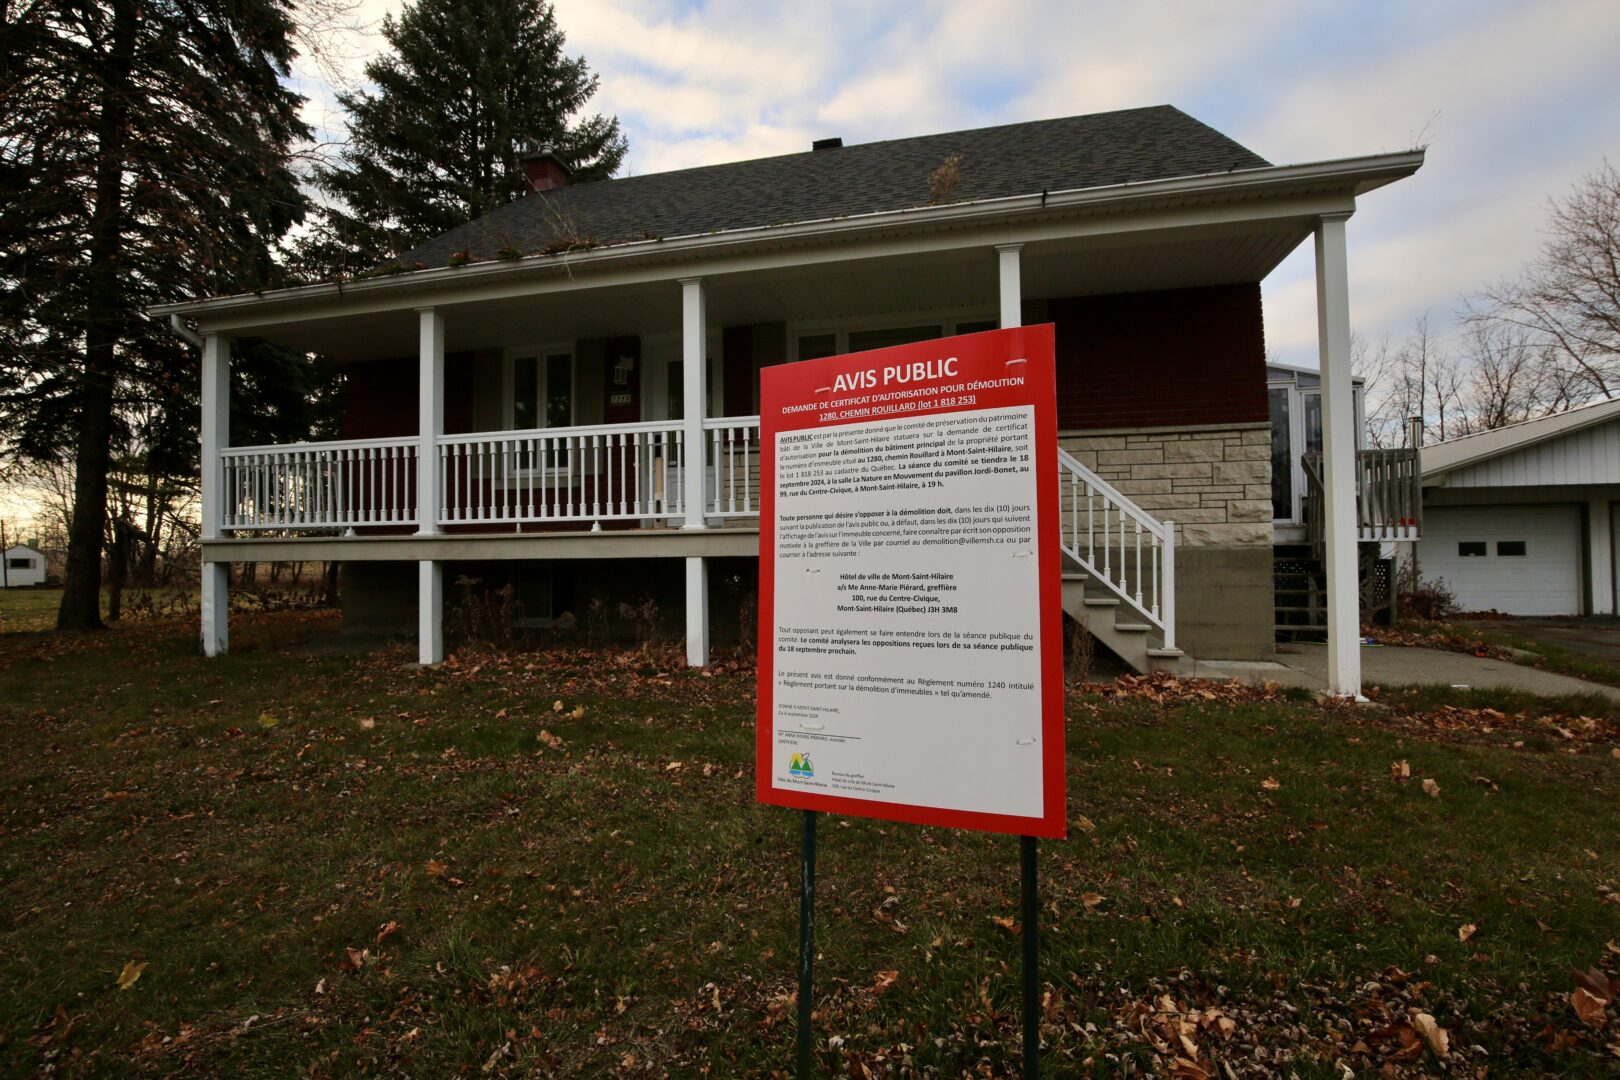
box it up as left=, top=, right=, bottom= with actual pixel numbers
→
left=788, top=753, right=814, bottom=779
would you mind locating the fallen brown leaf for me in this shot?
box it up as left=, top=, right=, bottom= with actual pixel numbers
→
left=1411, top=1011, right=1449, bottom=1056
left=1458, top=923, right=1477, bottom=942
left=1422, top=778, right=1441, bottom=798
left=1573, top=987, right=1609, bottom=1027
left=115, top=960, right=146, bottom=990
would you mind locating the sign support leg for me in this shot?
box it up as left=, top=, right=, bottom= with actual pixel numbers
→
left=798, top=809, right=817, bottom=1078
left=1021, top=834, right=1039, bottom=1079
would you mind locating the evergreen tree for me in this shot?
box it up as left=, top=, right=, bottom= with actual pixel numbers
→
left=299, top=0, right=626, bottom=277
left=0, top=0, right=311, bottom=630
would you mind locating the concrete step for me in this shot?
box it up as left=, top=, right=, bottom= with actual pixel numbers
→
left=1061, top=571, right=1195, bottom=676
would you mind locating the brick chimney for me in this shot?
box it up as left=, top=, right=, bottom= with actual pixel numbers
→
left=521, top=146, right=571, bottom=193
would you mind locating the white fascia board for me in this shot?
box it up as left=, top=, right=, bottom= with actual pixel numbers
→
left=153, top=149, right=1423, bottom=331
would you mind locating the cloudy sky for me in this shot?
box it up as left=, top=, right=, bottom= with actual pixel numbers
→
left=299, top=0, right=1619, bottom=367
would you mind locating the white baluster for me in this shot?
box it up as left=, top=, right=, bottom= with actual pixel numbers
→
left=744, top=425, right=754, bottom=513
left=1134, top=519, right=1143, bottom=608
left=1151, top=534, right=1160, bottom=620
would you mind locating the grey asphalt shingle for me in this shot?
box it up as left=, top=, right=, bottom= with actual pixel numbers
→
left=401, top=105, right=1269, bottom=269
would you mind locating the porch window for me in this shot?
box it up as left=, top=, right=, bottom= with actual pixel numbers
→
left=512, top=352, right=573, bottom=431
left=1269, top=387, right=1292, bottom=520
left=1302, top=391, right=1323, bottom=455
left=666, top=360, right=714, bottom=421
left=793, top=316, right=993, bottom=366
left=847, top=324, right=942, bottom=353
left=796, top=333, right=838, bottom=362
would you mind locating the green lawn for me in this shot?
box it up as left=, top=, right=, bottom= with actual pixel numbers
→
left=0, top=586, right=62, bottom=633
left=1, top=609, right=1617, bottom=1077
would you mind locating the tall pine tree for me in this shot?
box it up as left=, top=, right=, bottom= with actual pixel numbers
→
left=299, top=0, right=626, bottom=277
left=0, top=0, right=311, bottom=630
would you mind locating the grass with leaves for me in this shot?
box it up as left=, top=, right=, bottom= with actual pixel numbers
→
left=1, top=604, right=1617, bottom=1077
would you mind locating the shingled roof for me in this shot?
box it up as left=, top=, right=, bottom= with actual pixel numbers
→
left=402, top=106, right=1269, bottom=269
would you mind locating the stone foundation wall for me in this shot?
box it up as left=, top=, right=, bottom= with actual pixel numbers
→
left=1058, top=423, right=1273, bottom=547
left=1060, top=422, right=1275, bottom=659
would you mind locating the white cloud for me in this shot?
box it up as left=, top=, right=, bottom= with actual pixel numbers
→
left=1248, top=0, right=1620, bottom=361
left=293, top=0, right=1620, bottom=365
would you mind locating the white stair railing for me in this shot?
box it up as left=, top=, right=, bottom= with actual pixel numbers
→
left=704, top=416, right=760, bottom=519
left=220, top=436, right=419, bottom=531
left=1056, top=447, right=1176, bottom=651
left=436, top=420, right=685, bottom=526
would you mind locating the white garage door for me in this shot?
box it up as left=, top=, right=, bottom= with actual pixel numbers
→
left=1419, top=505, right=1582, bottom=616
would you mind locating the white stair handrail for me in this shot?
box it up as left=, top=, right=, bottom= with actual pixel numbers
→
left=1056, top=447, right=1176, bottom=651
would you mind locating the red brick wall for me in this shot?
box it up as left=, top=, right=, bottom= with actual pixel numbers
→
left=1049, top=283, right=1267, bottom=431
left=341, top=354, right=476, bottom=439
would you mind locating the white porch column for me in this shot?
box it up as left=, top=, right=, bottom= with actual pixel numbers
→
left=201, top=561, right=228, bottom=657
left=200, top=333, right=230, bottom=541
left=997, top=243, right=1023, bottom=328
left=685, top=555, right=709, bottom=667
left=416, top=308, right=444, bottom=535
left=680, top=278, right=708, bottom=528
left=419, top=560, right=444, bottom=665
left=679, top=280, right=710, bottom=664
left=1590, top=498, right=1615, bottom=615
left=200, top=333, right=230, bottom=656
left=1315, top=212, right=1361, bottom=697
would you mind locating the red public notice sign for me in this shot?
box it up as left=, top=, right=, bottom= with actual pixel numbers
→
left=756, top=326, right=1065, bottom=838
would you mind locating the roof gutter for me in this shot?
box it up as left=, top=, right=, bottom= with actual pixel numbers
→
left=151, top=148, right=1424, bottom=322
left=168, top=314, right=205, bottom=348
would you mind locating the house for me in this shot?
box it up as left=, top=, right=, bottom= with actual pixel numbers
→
left=2, top=544, right=48, bottom=588
left=1418, top=396, right=1620, bottom=616
left=153, top=105, right=1424, bottom=696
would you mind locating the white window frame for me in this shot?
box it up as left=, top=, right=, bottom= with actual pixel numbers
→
left=1268, top=375, right=1367, bottom=525
left=502, top=345, right=576, bottom=432
left=787, top=307, right=1000, bottom=363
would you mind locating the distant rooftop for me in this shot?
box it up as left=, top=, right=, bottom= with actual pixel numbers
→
left=1423, top=394, right=1620, bottom=476
left=402, top=105, right=1270, bottom=269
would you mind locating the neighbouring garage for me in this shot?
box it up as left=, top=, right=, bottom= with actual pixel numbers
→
left=1420, top=398, right=1620, bottom=618
left=1418, top=504, right=1582, bottom=616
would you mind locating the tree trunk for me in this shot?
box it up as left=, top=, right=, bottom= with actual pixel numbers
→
left=106, top=520, right=132, bottom=621
left=139, top=466, right=161, bottom=585
left=57, top=0, right=138, bottom=632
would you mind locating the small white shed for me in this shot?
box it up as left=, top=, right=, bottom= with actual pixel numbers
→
left=1421, top=397, right=1620, bottom=616
left=2, top=544, right=47, bottom=588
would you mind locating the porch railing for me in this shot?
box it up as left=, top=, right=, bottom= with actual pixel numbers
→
left=217, top=418, right=767, bottom=532
left=1302, top=448, right=1422, bottom=557
left=438, top=420, right=687, bottom=526
left=1057, top=448, right=1175, bottom=651
left=704, top=416, right=759, bottom=519
left=220, top=436, right=418, bottom=531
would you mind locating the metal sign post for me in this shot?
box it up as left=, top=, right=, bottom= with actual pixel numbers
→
left=1021, top=834, right=1039, bottom=1078
left=758, top=327, right=1065, bottom=1076
left=797, top=809, right=817, bottom=1079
